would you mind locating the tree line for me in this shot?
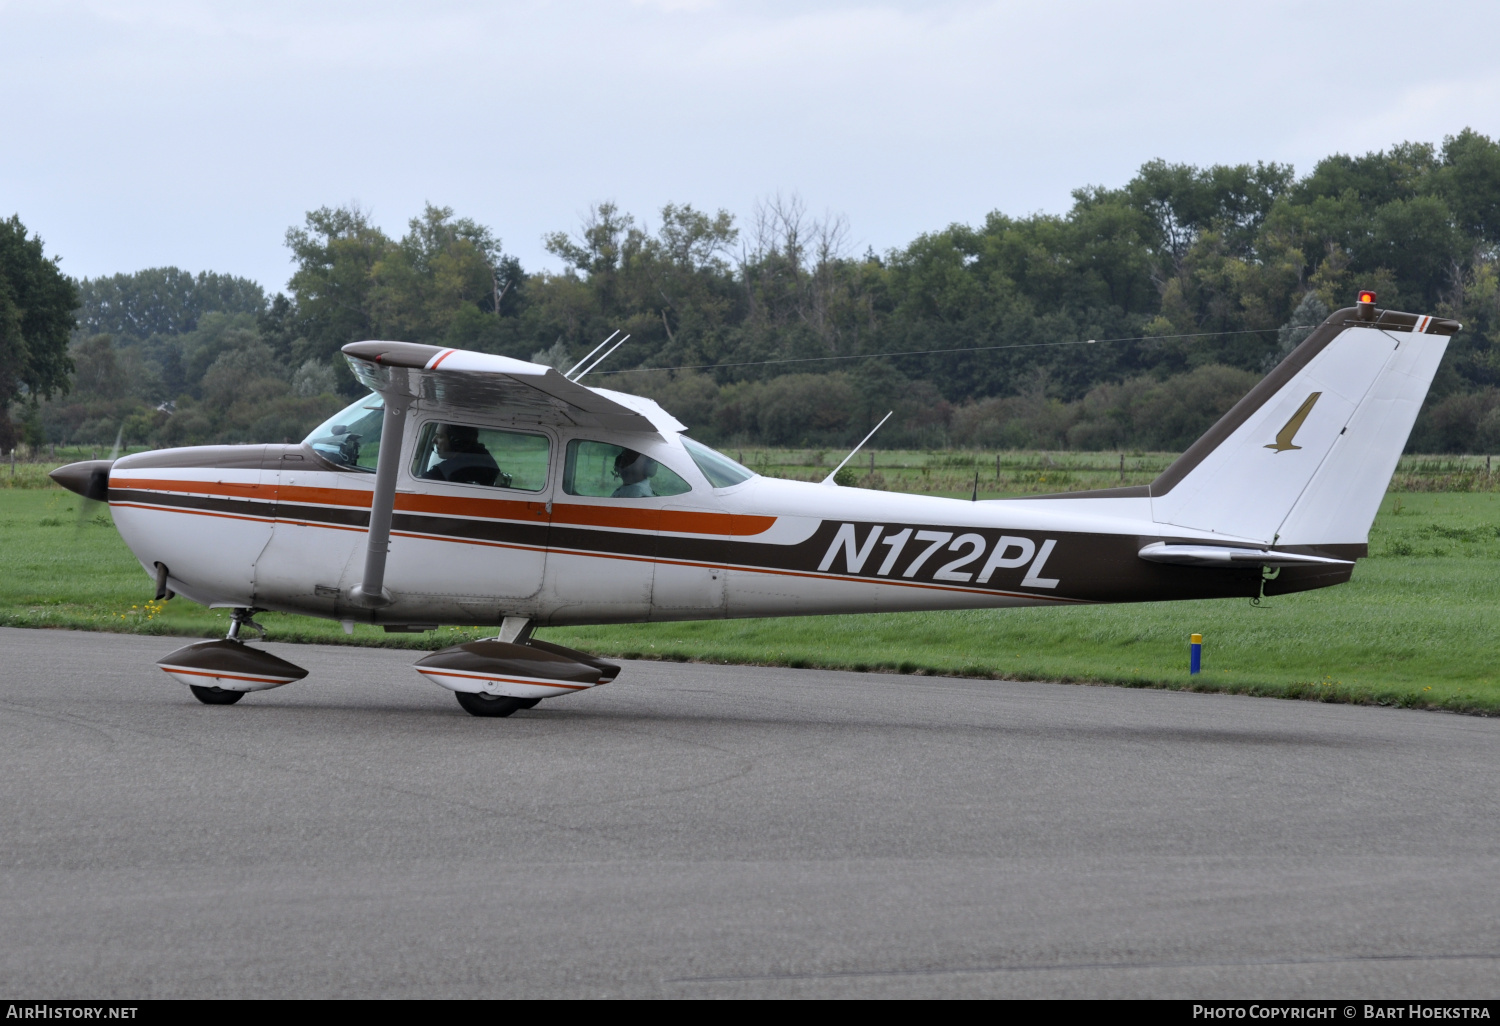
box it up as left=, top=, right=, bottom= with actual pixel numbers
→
left=6, top=128, right=1500, bottom=454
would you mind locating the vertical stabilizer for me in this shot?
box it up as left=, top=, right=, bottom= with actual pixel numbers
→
left=1147, top=305, right=1459, bottom=550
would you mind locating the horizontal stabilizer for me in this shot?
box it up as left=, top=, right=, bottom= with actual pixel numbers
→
left=1137, top=542, right=1353, bottom=568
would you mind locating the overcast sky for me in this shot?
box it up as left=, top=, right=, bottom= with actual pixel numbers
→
left=4, top=0, right=1498, bottom=293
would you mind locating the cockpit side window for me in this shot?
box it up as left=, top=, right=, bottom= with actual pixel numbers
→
left=304, top=395, right=385, bottom=472
left=563, top=440, right=691, bottom=498
left=410, top=422, right=550, bottom=491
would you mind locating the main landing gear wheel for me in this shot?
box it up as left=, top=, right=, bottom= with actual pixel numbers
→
left=455, top=691, right=527, bottom=717
left=189, top=685, right=245, bottom=705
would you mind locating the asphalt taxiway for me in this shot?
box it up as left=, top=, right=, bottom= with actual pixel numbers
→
left=1, top=627, right=1497, bottom=998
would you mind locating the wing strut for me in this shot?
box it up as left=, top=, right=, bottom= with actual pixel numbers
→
left=348, top=368, right=415, bottom=608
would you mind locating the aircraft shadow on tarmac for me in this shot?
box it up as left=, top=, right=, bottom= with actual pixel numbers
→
left=160, top=688, right=1380, bottom=749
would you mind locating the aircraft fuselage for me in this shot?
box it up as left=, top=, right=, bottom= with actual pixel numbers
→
left=105, top=434, right=1339, bottom=632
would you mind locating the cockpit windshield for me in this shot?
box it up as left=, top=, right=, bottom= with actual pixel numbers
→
left=681, top=436, right=755, bottom=488
left=304, top=394, right=385, bottom=472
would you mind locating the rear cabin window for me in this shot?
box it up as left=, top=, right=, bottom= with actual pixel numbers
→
left=411, top=422, right=550, bottom=491
left=563, top=440, right=691, bottom=498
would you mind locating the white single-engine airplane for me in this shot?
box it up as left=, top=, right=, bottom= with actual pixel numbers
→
left=51, top=292, right=1459, bottom=716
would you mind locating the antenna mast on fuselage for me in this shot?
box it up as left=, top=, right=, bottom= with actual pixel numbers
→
left=570, top=334, right=630, bottom=381
left=821, top=410, right=893, bottom=486
left=564, top=330, right=619, bottom=379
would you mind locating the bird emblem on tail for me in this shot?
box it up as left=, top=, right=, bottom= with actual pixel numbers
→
left=1265, top=392, right=1322, bottom=452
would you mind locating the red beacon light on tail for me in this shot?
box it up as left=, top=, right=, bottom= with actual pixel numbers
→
left=1356, top=289, right=1378, bottom=320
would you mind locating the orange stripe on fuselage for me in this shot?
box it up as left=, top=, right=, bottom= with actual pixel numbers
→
left=110, top=476, right=775, bottom=536
left=113, top=477, right=281, bottom=502
left=548, top=503, right=775, bottom=536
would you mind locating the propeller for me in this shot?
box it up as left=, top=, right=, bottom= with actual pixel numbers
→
left=73, top=426, right=122, bottom=533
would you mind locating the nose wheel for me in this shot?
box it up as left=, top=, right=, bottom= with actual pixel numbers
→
left=190, top=685, right=245, bottom=705
left=158, top=608, right=308, bottom=704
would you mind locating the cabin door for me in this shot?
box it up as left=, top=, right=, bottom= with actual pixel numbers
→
left=381, top=419, right=555, bottom=620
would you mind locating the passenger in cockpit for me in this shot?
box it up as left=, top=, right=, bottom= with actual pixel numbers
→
left=425, top=424, right=502, bottom=487
left=611, top=449, right=659, bottom=497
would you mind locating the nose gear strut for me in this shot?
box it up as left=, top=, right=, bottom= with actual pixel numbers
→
left=227, top=608, right=267, bottom=641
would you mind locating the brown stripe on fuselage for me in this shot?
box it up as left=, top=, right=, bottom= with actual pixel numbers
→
left=111, top=500, right=278, bottom=526
left=542, top=542, right=1088, bottom=602
left=111, top=483, right=1343, bottom=604
left=115, top=496, right=546, bottom=553
left=112, top=488, right=554, bottom=549
left=109, top=477, right=775, bottom=536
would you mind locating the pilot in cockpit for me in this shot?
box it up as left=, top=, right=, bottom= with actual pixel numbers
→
left=423, top=424, right=504, bottom=487
left=611, top=449, right=659, bottom=497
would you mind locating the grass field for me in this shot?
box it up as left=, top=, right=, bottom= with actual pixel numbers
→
left=2, top=454, right=1497, bottom=714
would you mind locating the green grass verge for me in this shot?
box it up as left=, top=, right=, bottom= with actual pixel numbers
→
left=2, top=487, right=1496, bottom=715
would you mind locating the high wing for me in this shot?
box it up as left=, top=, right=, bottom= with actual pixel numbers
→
left=339, top=340, right=683, bottom=610
left=341, top=340, right=682, bottom=434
